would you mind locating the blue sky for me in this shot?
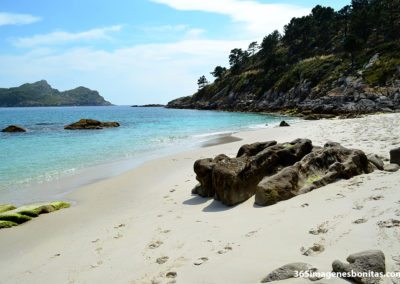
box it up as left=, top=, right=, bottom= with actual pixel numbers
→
left=0, top=0, right=350, bottom=105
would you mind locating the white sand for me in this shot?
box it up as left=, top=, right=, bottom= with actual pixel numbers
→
left=0, top=113, right=399, bottom=284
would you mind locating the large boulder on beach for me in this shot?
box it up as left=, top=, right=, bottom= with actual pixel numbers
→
left=390, top=147, right=400, bottom=165
left=332, top=250, right=386, bottom=284
left=64, top=119, right=120, bottom=130
left=261, top=262, right=316, bottom=282
left=1, top=125, right=26, bottom=133
left=279, top=121, right=290, bottom=127
left=193, top=139, right=313, bottom=206
left=255, top=142, right=373, bottom=206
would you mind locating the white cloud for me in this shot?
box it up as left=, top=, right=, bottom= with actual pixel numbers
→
left=0, top=39, right=249, bottom=105
left=150, top=0, right=310, bottom=36
left=11, top=25, right=123, bottom=48
left=0, top=12, right=41, bottom=26
left=142, top=24, right=188, bottom=32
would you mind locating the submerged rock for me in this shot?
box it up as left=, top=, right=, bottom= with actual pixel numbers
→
left=64, top=119, right=120, bottom=130
left=332, top=250, right=385, bottom=284
left=255, top=142, right=373, bottom=206
left=1, top=125, right=26, bottom=133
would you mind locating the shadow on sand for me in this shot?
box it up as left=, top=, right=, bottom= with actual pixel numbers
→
left=183, top=195, right=236, bottom=212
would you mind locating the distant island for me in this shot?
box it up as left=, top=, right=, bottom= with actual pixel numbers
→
left=167, top=1, right=400, bottom=115
left=0, top=80, right=112, bottom=107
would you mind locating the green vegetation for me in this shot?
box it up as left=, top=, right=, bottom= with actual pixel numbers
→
left=0, top=80, right=112, bottom=107
left=0, top=204, right=16, bottom=213
left=0, top=221, right=18, bottom=229
left=305, top=175, right=322, bottom=185
left=0, top=213, right=32, bottom=224
left=192, top=0, right=400, bottom=106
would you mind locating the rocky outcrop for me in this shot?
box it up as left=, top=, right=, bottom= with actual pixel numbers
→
left=1, top=125, right=26, bottom=133
left=390, top=147, right=400, bottom=165
left=332, top=250, right=386, bottom=284
left=64, top=119, right=120, bottom=130
left=255, top=142, right=374, bottom=206
left=261, top=262, right=317, bottom=283
left=0, top=201, right=71, bottom=229
left=192, top=139, right=376, bottom=207
left=193, top=139, right=313, bottom=206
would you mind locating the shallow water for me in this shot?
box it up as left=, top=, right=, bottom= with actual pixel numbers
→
left=0, top=106, right=292, bottom=203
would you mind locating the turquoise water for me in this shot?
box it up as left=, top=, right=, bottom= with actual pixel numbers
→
left=0, top=106, right=290, bottom=201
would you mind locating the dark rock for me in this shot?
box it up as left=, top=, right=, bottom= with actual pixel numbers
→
left=64, top=119, right=120, bottom=130
left=367, top=154, right=384, bottom=170
left=332, top=250, right=386, bottom=284
left=193, top=139, right=313, bottom=206
left=255, top=142, right=373, bottom=206
left=390, top=147, right=400, bottom=165
left=383, top=163, right=400, bottom=172
left=1, top=125, right=26, bottom=133
left=236, top=141, right=277, bottom=158
left=279, top=121, right=290, bottom=127
left=261, top=262, right=315, bottom=283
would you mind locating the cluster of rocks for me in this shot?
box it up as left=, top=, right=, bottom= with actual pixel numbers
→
left=0, top=201, right=70, bottom=229
left=262, top=250, right=387, bottom=284
left=1, top=119, right=121, bottom=133
left=167, top=73, right=400, bottom=115
left=192, top=139, right=399, bottom=207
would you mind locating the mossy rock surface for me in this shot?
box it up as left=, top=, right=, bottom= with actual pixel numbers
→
left=0, top=213, right=32, bottom=224
left=50, top=201, right=71, bottom=210
left=0, top=204, right=16, bottom=213
left=15, top=204, right=57, bottom=217
left=0, top=220, right=18, bottom=229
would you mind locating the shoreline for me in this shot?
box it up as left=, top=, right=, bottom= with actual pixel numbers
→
left=1, top=113, right=399, bottom=283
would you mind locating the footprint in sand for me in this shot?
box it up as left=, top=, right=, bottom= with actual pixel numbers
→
left=377, top=219, right=400, bottom=228
left=309, top=222, right=329, bottom=235
left=114, top=223, right=126, bottom=229
left=169, top=189, right=176, bottom=193
left=368, top=195, right=384, bottom=201
left=114, top=233, right=123, bottom=239
left=217, top=245, right=233, bottom=255
left=148, top=240, right=163, bottom=249
left=156, top=256, right=169, bottom=264
left=353, top=218, right=368, bottom=224
left=301, top=243, right=325, bottom=256
left=194, top=257, right=209, bottom=266
left=301, top=203, right=309, bottom=208
left=245, top=230, right=259, bottom=237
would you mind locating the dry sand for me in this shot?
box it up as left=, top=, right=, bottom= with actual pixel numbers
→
left=0, top=113, right=399, bottom=284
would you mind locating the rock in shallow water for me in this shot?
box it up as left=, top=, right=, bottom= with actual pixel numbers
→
left=1, top=125, right=26, bottom=133
left=64, top=119, right=120, bottom=130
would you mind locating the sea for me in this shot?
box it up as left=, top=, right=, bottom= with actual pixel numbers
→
left=0, top=106, right=293, bottom=204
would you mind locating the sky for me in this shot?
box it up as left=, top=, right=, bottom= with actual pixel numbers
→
left=0, top=0, right=350, bottom=105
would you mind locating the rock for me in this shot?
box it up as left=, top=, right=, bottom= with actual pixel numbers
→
left=261, top=262, right=315, bottom=282
left=0, top=213, right=32, bottom=224
left=383, top=164, right=400, bottom=172
left=367, top=154, right=384, bottom=170
left=237, top=141, right=277, bottom=158
left=332, top=250, right=386, bottom=284
left=255, top=142, right=373, bottom=206
left=279, top=121, right=290, bottom=127
left=0, top=201, right=70, bottom=229
left=64, top=119, right=120, bottom=130
left=390, top=147, right=400, bottom=165
left=0, top=220, right=18, bottom=229
left=304, top=114, right=320, bottom=120
left=193, top=139, right=312, bottom=206
left=1, top=125, right=26, bottom=133
left=0, top=204, right=16, bottom=213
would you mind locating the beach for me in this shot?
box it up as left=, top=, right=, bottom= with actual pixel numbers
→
left=1, top=113, right=399, bottom=284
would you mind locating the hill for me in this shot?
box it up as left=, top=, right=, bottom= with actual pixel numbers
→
left=0, top=80, right=112, bottom=107
left=167, top=0, right=400, bottom=115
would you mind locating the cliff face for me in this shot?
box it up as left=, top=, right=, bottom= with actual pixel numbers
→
left=0, top=80, right=112, bottom=107
left=167, top=1, right=400, bottom=115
